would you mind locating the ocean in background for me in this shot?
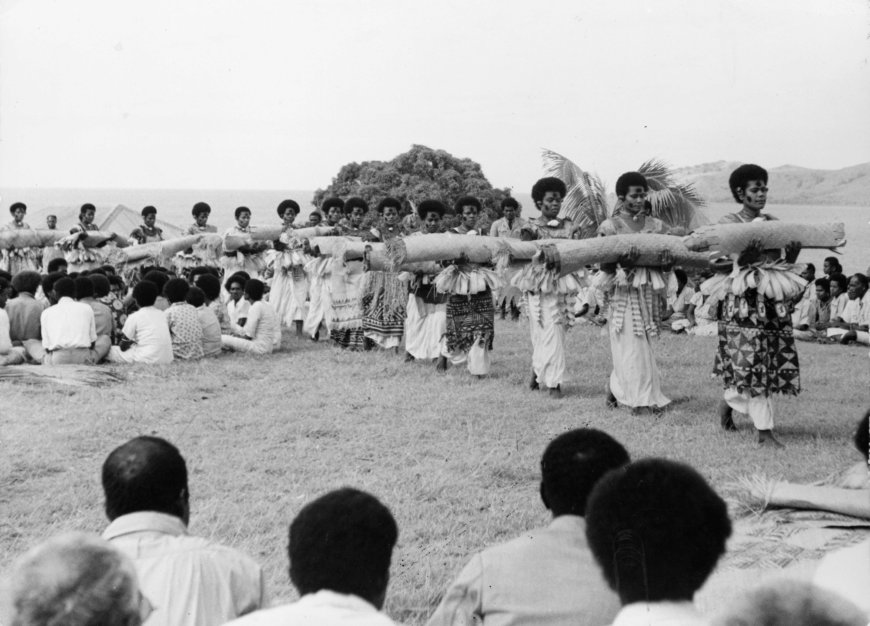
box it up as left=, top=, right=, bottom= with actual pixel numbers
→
left=1, top=188, right=867, bottom=274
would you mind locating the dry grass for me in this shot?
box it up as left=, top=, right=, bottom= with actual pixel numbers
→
left=1, top=320, right=866, bottom=624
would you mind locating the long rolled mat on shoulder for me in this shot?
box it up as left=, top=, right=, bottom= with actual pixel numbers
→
left=383, top=234, right=541, bottom=268
left=122, top=235, right=204, bottom=268
left=683, top=222, right=846, bottom=259
left=545, top=234, right=711, bottom=276
left=2, top=230, right=132, bottom=250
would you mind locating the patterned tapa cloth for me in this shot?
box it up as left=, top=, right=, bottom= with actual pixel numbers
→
left=360, top=270, right=406, bottom=345
left=445, top=290, right=495, bottom=353
left=595, top=268, right=668, bottom=339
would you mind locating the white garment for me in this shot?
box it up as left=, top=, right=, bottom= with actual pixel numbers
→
left=610, top=601, right=708, bottom=626
left=527, top=292, right=566, bottom=388
left=107, top=306, right=173, bottom=364
left=404, top=295, right=447, bottom=360
left=227, top=298, right=251, bottom=325
left=443, top=339, right=491, bottom=375
left=723, top=387, right=774, bottom=430
left=41, top=297, right=97, bottom=350
left=225, top=590, right=397, bottom=626
left=0, top=308, right=25, bottom=365
left=197, top=305, right=222, bottom=357
left=103, top=512, right=265, bottom=626
left=608, top=304, right=670, bottom=408
left=222, top=300, right=280, bottom=354
left=813, top=538, right=870, bottom=616
left=832, top=293, right=849, bottom=319
left=303, top=274, right=332, bottom=339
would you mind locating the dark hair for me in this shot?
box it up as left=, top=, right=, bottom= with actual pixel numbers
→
left=289, top=488, right=398, bottom=604
left=830, top=273, right=848, bottom=292
left=186, top=286, right=206, bottom=308
left=674, top=268, right=688, bottom=285
left=343, top=197, right=369, bottom=216
left=141, top=206, right=157, bottom=217
left=728, top=164, right=768, bottom=203
left=540, top=429, right=630, bottom=517
left=196, top=274, right=222, bottom=302
left=309, top=211, right=322, bottom=220
left=192, top=202, right=211, bottom=217
left=531, top=177, right=568, bottom=204
left=142, top=271, right=169, bottom=293
left=79, top=203, right=96, bottom=217
left=53, top=277, right=77, bottom=299
left=234, top=206, right=251, bottom=220
left=278, top=200, right=301, bottom=217
left=11, top=271, right=42, bottom=295
left=814, top=277, right=830, bottom=292
left=0, top=270, right=12, bottom=283
left=99, top=264, right=116, bottom=276
left=850, top=273, right=869, bottom=289
left=376, top=197, right=402, bottom=214
left=47, top=258, right=68, bottom=273
left=73, top=276, right=94, bottom=300
left=805, top=263, right=815, bottom=274
left=89, top=268, right=107, bottom=277
left=500, top=197, right=520, bottom=210
left=417, top=199, right=446, bottom=220
left=132, top=280, right=159, bottom=308
left=321, top=197, right=345, bottom=213
left=0, top=277, right=10, bottom=295
left=855, top=410, right=869, bottom=461
left=824, top=256, right=842, bottom=271
left=9, top=201, right=26, bottom=214
left=615, top=172, right=649, bottom=198
left=108, top=275, right=125, bottom=291
left=453, top=196, right=481, bottom=214
left=245, top=279, right=265, bottom=302
left=187, top=267, right=211, bottom=284
left=90, top=274, right=111, bottom=298
left=41, top=272, right=65, bottom=298
left=224, top=273, right=247, bottom=292
left=102, top=436, right=188, bottom=521
left=585, top=458, right=732, bottom=604
left=164, top=278, right=190, bottom=304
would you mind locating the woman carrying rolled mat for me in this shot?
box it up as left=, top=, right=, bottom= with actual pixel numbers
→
left=330, top=197, right=375, bottom=350
left=269, top=199, right=309, bottom=337
left=1, top=202, right=41, bottom=274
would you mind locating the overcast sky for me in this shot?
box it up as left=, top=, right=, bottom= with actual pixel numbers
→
left=1, top=0, right=868, bottom=193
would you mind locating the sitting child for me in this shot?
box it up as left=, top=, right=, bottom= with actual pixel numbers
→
left=663, top=269, right=695, bottom=332
left=187, top=285, right=221, bottom=357
left=163, top=278, right=204, bottom=360
left=107, top=280, right=173, bottom=364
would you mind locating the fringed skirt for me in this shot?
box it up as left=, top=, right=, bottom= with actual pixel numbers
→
left=361, top=271, right=406, bottom=348
left=445, top=289, right=495, bottom=354
left=329, top=265, right=365, bottom=350
left=1, top=248, right=41, bottom=275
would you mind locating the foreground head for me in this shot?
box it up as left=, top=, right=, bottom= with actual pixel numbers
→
left=585, top=458, right=731, bottom=604
left=102, top=436, right=189, bottom=522
left=74, top=276, right=94, bottom=300
left=90, top=274, right=111, bottom=299
left=289, top=488, right=398, bottom=609
left=454, top=196, right=481, bottom=229
left=141, top=206, right=157, bottom=227
left=829, top=273, right=848, bottom=298
left=814, top=277, right=831, bottom=302
left=500, top=196, right=520, bottom=221
left=196, top=273, right=222, bottom=303
left=344, top=197, right=369, bottom=226
left=728, top=164, right=768, bottom=209
left=141, top=271, right=169, bottom=294
left=46, top=214, right=57, bottom=229
left=131, top=280, right=159, bottom=308
left=41, top=273, right=65, bottom=304
left=79, top=203, right=97, bottom=225
left=192, top=202, right=211, bottom=227
left=278, top=200, right=300, bottom=225
left=10, top=201, right=26, bottom=222
left=823, top=256, right=842, bottom=276
left=245, top=278, right=265, bottom=302
left=164, top=278, right=190, bottom=304
left=847, top=273, right=868, bottom=300
left=11, top=270, right=42, bottom=296
left=234, top=206, right=252, bottom=228
left=531, top=177, right=567, bottom=220
left=615, top=172, right=649, bottom=215
left=308, top=211, right=322, bottom=226
left=417, top=200, right=446, bottom=234
left=322, top=197, right=345, bottom=224
left=186, top=286, right=205, bottom=308
left=10, top=532, right=147, bottom=626
left=47, top=258, right=68, bottom=275
left=713, top=580, right=866, bottom=626
left=53, top=277, right=77, bottom=301
left=540, top=428, right=630, bottom=517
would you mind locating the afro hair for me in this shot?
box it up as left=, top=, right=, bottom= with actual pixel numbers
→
left=132, top=280, right=159, bottom=308
left=277, top=200, right=301, bottom=217
left=11, top=271, right=42, bottom=296
left=90, top=274, right=112, bottom=298
left=73, top=276, right=94, bottom=300
left=163, top=278, right=190, bottom=304
left=321, top=197, right=345, bottom=213
left=615, top=172, right=649, bottom=198
left=185, top=286, right=206, bottom=308
left=376, top=197, right=403, bottom=214
left=196, top=274, right=222, bottom=302
left=343, top=197, right=369, bottom=216
left=9, top=202, right=26, bottom=215
left=234, top=206, right=252, bottom=220
left=192, top=202, right=211, bottom=217
left=500, top=197, right=520, bottom=210
left=141, top=206, right=157, bottom=217
left=141, top=271, right=170, bottom=293
left=79, top=203, right=96, bottom=217
left=531, top=178, right=568, bottom=204
left=728, top=164, right=768, bottom=203
left=416, top=200, right=447, bottom=220
left=453, top=196, right=481, bottom=214
left=244, top=278, right=266, bottom=302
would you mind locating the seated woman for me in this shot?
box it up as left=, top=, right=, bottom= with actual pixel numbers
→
left=663, top=268, right=695, bottom=332
left=0, top=277, right=25, bottom=365
left=221, top=279, right=281, bottom=354
left=196, top=273, right=232, bottom=334
left=186, top=286, right=222, bottom=357
left=107, top=281, right=173, bottom=364
left=163, top=278, right=204, bottom=360
left=685, top=270, right=718, bottom=336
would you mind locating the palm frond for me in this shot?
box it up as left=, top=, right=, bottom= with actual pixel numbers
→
left=638, top=158, right=708, bottom=230
left=541, top=149, right=585, bottom=191
left=542, top=149, right=611, bottom=237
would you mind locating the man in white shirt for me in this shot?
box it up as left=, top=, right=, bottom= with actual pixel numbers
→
left=426, top=429, right=627, bottom=626
left=832, top=274, right=869, bottom=345
left=585, top=459, right=732, bottom=626
left=222, top=279, right=280, bottom=354
left=23, top=277, right=111, bottom=364
left=107, top=280, right=174, bottom=364
left=101, top=436, right=266, bottom=626
left=226, top=275, right=252, bottom=324
left=225, top=488, right=400, bottom=626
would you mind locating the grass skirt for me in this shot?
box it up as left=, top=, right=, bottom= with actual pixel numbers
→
left=445, top=289, right=494, bottom=354
left=361, top=271, right=406, bottom=348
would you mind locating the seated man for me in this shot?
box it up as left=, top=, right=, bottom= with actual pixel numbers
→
left=831, top=274, right=869, bottom=345
left=101, top=436, right=266, bottom=626
left=6, top=270, right=47, bottom=347
left=663, top=269, right=695, bottom=331
left=75, top=275, right=114, bottom=339
left=794, top=277, right=834, bottom=341
left=221, top=279, right=280, bottom=354
left=186, top=286, right=222, bottom=357
left=0, top=277, right=25, bottom=364
left=828, top=273, right=849, bottom=320
left=197, top=273, right=233, bottom=334
left=225, top=487, right=399, bottom=626
left=585, top=458, right=732, bottom=626
left=24, top=277, right=111, bottom=364
left=107, top=281, right=173, bottom=364
left=225, top=274, right=251, bottom=326
left=427, top=429, right=628, bottom=626
left=163, top=278, right=204, bottom=360
left=9, top=532, right=150, bottom=626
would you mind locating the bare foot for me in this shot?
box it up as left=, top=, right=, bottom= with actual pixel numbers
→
left=404, top=351, right=415, bottom=362
left=756, top=430, right=784, bottom=448
left=529, top=368, right=539, bottom=391
left=719, top=400, right=737, bottom=431
left=549, top=385, right=562, bottom=399
left=606, top=389, right=618, bottom=410
left=435, top=356, right=448, bottom=372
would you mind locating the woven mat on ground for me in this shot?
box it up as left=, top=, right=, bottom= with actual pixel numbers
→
left=683, top=222, right=846, bottom=259
left=0, top=365, right=126, bottom=387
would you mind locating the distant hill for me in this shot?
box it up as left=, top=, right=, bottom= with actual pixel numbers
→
left=672, top=161, right=870, bottom=206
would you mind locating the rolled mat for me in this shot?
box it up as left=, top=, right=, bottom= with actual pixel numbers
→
left=383, top=234, right=541, bottom=269
left=307, top=236, right=365, bottom=258
left=123, top=235, right=203, bottom=265
left=682, top=222, right=846, bottom=258
left=547, top=234, right=710, bottom=276
left=0, top=229, right=66, bottom=249
left=751, top=482, right=870, bottom=519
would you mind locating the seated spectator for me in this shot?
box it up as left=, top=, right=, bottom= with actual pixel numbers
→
left=46, top=257, right=68, bottom=275
left=427, top=429, right=628, bottom=626
left=197, top=273, right=232, bottom=334
left=221, top=279, right=280, bottom=354
left=75, top=275, right=114, bottom=339
left=225, top=487, right=398, bottom=626
left=794, top=277, right=834, bottom=341
left=585, top=458, right=732, bottom=626
left=101, top=436, right=265, bottom=626
left=831, top=274, right=869, bottom=345
left=187, top=265, right=214, bottom=286
left=142, top=270, right=171, bottom=311
left=23, top=277, right=111, bottom=364
left=163, top=278, right=204, bottom=360
left=225, top=274, right=251, bottom=326
left=0, top=277, right=25, bottom=365
left=822, top=256, right=842, bottom=278
left=829, top=273, right=849, bottom=320
left=713, top=580, right=866, bottom=626
left=39, top=271, right=65, bottom=306
left=9, top=532, right=150, bottom=626
left=7, top=270, right=46, bottom=346
left=187, top=286, right=221, bottom=357
left=92, top=273, right=128, bottom=345
left=664, top=269, right=695, bottom=331
left=685, top=271, right=717, bottom=336
left=108, top=274, right=126, bottom=300
left=107, top=281, right=173, bottom=364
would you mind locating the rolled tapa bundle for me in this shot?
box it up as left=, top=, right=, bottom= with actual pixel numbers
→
left=550, top=234, right=711, bottom=277
left=122, top=235, right=203, bottom=267
left=383, top=233, right=541, bottom=269
left=173, top=234, right=224, bottom=269
left=55, top=231, right=131, bottom=250
left=0, top=229, right=66, bottom=249
left=287, top=226, right=340, bottom=240
left=682, top=222, right=846, bottom=259
left=307, top=236, right=365, bottom=258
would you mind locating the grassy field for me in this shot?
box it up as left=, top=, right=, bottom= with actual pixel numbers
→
left=1, top=320, right=867, bottom=624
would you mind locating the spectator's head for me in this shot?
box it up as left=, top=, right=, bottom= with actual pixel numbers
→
left=187, top=266, right=211, bottom=286
left=131, top=280, right=159, bottom=308
left=11, top=270, right=42, bottom=296
left=79, top=203, right=97, bottom=225
left=308, top=211, right=322, bottom=226
left=141, top=271, right=169, bottom=295
left=108, top=275, right=125, bottom=298
left=10, top=532, right=148, bottom=626
left=90, top=274, right=111, bottom=299
left=99, top=264, right=116, bottom=276
left=823, top=256, right=841, bottom=276
left=47, top=257, right=68, bottom=275
left=186, top=286, right=206, bottom=308
left=0, top=277, right=10, bottom=308
left=41, top=272, right=65, bottom=304
left=540, top=428, right=630, bottom=517
left=289, top=488, right=398, bottom=608
left=855, top=409, right=869, bottom=462
left=102, top=436, right=189, bottom=522
left=713, top=580, right=866, bottom=626
left=585, top=458, right=731, bottom=604
left=674, top=268, right=688, bottom=290
left=225, top=275, right=247, bottom=303
left=74, top=276, right=94, bottom=300
left=801, top=263, right=815, bottom=282
left=814, top=277, right=831, bottom=302
left=163, top=278, right=190, bottom=305
left=234, top=206, right=252, bottom=228
left=728, top=164, right=768, bottom=205
left=196, top=274, right=222, bottom=303
left=53, top=277, right=77, bottom=300
left=0, top=269, right=13, bottom=284
left=500, top=196, right=520, bottom=220
left=278, top=199, right=301, bottom=221
left=847, top=273, right=868, bottom=300
left=46, top=214, right=58, bottom=229
left=321, top=197, right=345, bottom=224
left=245, top=279, right=265, bottom=303
left=531, top=177, right=567, bottom=220
left=10, top=201, right=27, bottom=221
left=830, top=273, right=848, bottom=298
left=141, top=206, right=157, bottom=227
left=417, top=200, right=446, bottom=234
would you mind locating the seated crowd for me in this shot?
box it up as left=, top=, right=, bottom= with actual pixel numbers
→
left=6, top=414, right=868, bottom=626
left=0, top=259, right=280, bottom=367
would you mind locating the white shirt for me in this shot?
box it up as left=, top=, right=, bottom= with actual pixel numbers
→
left=610, top=601, right=708, bottom=626
left=840, top=293, right=870, bottom=326
left=225, top=590, right=397, bottom=626
left=236, top=300, right=280, bottom=353
left=121, top=306, right=174, bottom=364
left=103, top=512, right=266, bottom=626
left=813, top=538, right=870, bottom=616
left=41, top=297, right=97, bottom=350
left=227, top=298, right=251, bottom=325
left=0, top=308, right=14, bottom=354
